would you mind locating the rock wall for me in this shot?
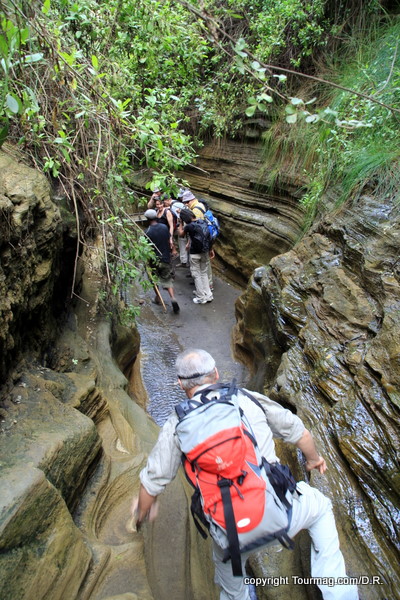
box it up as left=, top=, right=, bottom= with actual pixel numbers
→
left=179, top=137, right=305, bottom=285
left=234, top=192, right=400, bottom=599
left=0, top=150, right=66, bottom=382
left=0, top=153, right=217, bottom=600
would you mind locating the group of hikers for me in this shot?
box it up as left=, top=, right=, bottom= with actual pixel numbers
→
left=143, top=187, right=219, bottom=313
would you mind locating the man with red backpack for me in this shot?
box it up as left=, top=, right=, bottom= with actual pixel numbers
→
left=133, top=349, right=359, bottom=600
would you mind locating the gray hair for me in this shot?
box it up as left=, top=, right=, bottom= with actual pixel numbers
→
left=175, top=349, right=216, bottom=390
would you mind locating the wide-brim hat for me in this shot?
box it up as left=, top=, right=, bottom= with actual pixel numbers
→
left=182, top=190, right=195, bottom=203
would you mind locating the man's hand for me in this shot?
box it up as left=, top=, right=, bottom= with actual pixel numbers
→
left=296, top=429, right=327, bottom=474
left=305, top=456, right=327, bottom=474
left=130, top=485, right=158, bottom=531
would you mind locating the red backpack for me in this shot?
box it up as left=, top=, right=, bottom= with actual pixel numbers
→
left=175, top=381, right=297, bottom=576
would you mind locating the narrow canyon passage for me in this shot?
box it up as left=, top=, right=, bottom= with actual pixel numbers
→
left=135, top=263, right=248, bottom=426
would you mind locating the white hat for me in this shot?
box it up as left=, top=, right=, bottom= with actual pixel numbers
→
left=182, top=190, right=195, bottom=203
left=170, top=201, right=184, bottom=218
left=144, top=209, right=157, bottom=220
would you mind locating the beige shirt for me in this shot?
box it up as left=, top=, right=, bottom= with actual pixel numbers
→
left=140, top=385, right=305, bottom=497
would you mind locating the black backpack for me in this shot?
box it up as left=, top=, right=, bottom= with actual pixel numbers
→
left=192, top=219, right=212, bottom=253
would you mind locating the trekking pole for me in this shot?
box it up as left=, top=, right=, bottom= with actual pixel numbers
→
left=145, top=265, right=167, bottom=313
left=153, top=282, right=167, bottom=312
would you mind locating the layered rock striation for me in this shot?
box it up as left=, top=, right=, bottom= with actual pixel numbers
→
left=179, top=138, right=306, bottom=285
left=234, top=192, right=400, bottom=599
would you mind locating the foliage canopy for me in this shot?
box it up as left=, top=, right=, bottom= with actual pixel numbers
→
left=0, top=0, right=399, bottom=308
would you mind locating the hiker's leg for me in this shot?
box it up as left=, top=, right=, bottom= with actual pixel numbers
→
left=189, top=254, right=205, bottom=299
left=288, top=482, right=358, bottom=600
left=212, top=542, right=251, bottom=600
left=206, top=252, right=213, bottom=288
left=178, top=235, right=187, bottom=264
left=198, top=253, right=212, bottom=300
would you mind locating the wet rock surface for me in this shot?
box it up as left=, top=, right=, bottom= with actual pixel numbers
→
left=234, top=193, right=400, bottom=599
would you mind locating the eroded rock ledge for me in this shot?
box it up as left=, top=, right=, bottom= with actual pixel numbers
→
left=234, top=192, right=400, bottom=599
left=179, top=137, right=306, bottom=285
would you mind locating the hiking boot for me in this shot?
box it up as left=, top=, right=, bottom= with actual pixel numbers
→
left=193, top=297, right=207, bottom=304
left=172, top=300, right=180, bottom=313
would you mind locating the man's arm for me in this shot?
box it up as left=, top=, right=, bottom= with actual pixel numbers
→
left=295, top=429, right=327, bottom=473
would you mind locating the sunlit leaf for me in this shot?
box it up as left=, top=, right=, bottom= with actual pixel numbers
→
left=24, top=53, right=44, bottom=63
left=245, top=105, right=256, bottom=117
left=6, top=93, right=19, bottom=114
left=259, top=93, right=273, bottom=103
left=42, top=0, right=51, bottom=14
left=286, top=113, right=297, bottom=124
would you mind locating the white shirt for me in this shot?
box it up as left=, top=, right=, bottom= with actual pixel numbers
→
left=140, top=385, right=305, bottom=497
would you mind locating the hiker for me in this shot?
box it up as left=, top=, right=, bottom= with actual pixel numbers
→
left=165, top=196, right=188, bottom=267
left=132, top=349, right=359, bottom=600
left=178, top=208, right=214, bottom=304
left=147, top=188, right=162, bottom=209
left=181, top=189, right=206, bottom=219
left=181, top=190, right=214, bottom=289
left=155, top=197, right=175, bottom=241
left=144, top=209, right=179, bottom=313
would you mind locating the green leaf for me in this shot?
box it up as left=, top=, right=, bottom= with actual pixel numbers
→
left=0, top=36, right=8, bottom=58
left=290, top=97, right=304, bottom=106
left=20, top=28, right=30, bottom=43
left=42, top=0, right=51, bottom=14
left=245, top=105, right=256, bottom=117
left=273, top=74, right=287, bottom=83
left=258, top=93, right=273, bottom=103
left=91, top=54, right=98, bottom=69
left=61, top=147, right=71, bottom=163
left=286, top=113, right=297, bottom=124
left=24, top=53, right=44, bottom=63
left=6, top=93, right=19, bottom=114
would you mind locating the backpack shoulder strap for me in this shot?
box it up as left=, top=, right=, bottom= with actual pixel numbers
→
left=237, top=387, right=267, bottom=415
left=175, top=398, right=203, bottom=419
